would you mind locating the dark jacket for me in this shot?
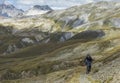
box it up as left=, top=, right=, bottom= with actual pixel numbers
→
left=84, top=55, right=93, bottom=66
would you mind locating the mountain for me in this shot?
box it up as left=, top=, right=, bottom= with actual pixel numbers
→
left=24, top=5, right=52, bottom=16
left=0, top=1, right=120, bottom=83
left=0, top=3, right=24, bottom=17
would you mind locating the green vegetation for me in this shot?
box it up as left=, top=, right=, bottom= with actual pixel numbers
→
left=0, top=1, right=120, bottom=83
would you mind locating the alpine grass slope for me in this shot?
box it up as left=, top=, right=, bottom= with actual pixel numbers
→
left=0, top=1, right=120, bottom=83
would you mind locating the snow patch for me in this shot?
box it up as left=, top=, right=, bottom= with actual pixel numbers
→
left=24, top=10, right=49, bottom=16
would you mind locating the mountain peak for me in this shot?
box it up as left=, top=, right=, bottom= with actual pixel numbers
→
left=23, top=5, right=53, bottom=16
left=33, top=5, right=52, bottom=10
left=0, top=3, right=15, bottom=9
left=0, top=3, right=23, bottom=17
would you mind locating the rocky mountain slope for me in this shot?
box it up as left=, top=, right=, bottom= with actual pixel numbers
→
left=24, top=5, right=53, bottom=16
left=0, top=1, right=120, bottom=83
left=0, top=3, right=23, bottom=17
left=0, top=3, right=53, bottom=17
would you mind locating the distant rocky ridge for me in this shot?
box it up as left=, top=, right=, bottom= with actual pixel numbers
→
left=33, top=5, right=52, bottom=10
left=23, top=5, right=53, bottom=16
left=0, top=3, right=53, bottom=17
left=0, top=3, right=24, bottom=17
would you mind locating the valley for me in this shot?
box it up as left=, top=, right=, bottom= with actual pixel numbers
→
left=0, top=1, right=120, bottom=83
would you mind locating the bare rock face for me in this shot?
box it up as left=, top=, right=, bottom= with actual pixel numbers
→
left=5, top=44, right=18, bottom=54
left=0, top=69, right=20, bottom=80
left=33, top=5, right=52, bottom=11
left=22, top=38, right=34, bottom=44
left=72, top=14, right=90, bottom=28
left=21, top=70, right=37, bottom=79
left=110, top=18, right=120, bottom=28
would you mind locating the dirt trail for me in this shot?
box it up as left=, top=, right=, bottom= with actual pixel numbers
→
left=79, top=74, right=91, bottom=83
